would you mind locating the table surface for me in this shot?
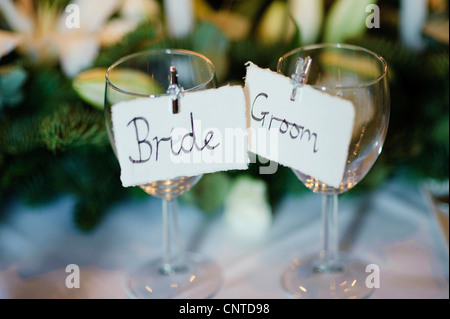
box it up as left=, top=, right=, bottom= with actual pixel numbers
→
left=0, top=178, right=448, bottom=299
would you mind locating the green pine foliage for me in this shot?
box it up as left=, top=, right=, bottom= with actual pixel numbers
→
left=0, top=50, right=118, bottom=231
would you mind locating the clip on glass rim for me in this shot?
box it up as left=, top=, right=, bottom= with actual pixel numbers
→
left=168, top=66, right=183, bottom=114
left=290, top=56, right=312, bottom=102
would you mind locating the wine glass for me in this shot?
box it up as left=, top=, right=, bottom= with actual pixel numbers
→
left=277, top=43, right=390, bottom=299
left=104, top=49, right=222, bottom=299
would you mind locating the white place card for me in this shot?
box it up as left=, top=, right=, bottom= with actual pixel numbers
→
left=112, top=86, right=248, bottom=187
left=244, top=62, right=355, bottom=188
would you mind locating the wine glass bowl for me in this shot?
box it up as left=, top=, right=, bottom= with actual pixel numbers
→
left=104, top=49, right=222, bottom=299
left=140, top=176, right=202, bottom=200
left=277, top=44, right=390, bottom=299
left=279, top=44, right=389, bottom=195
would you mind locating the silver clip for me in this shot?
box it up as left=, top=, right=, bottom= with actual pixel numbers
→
left=167, top=66, right=184, bottom=114
left=290, top=56, right=312, bottom=101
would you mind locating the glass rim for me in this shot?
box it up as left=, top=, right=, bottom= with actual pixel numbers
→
left=105, top=48, right=216, bottom=97
left=277, top=43, right=388, bottom=90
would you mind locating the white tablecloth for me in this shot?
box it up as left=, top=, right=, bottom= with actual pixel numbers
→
left=0, top=178, right=448, bottom=299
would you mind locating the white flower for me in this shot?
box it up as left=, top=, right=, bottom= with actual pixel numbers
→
left=223, top=176, right=272, bottom=241
left=98, top=0, right=161, bottom=46
left=288, top=0, right=324, bottom=45
left=0, top=29, right=21, bottom=57
left=0, top=0, right=161, bottom=77
left=164, top=0, right=194, bottom=38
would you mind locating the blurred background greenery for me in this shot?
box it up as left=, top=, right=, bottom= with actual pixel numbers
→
left=0, top=0, right=448, bottom=230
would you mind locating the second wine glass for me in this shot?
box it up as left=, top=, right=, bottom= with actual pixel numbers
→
left=277, top=44, right=390, bottom=299
left=104, top=49, right=222, bottom=299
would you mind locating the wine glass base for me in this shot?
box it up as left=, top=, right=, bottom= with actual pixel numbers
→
left=281, top=256, right=375, bottom=299
left=125, top=252, right=222, bottom=299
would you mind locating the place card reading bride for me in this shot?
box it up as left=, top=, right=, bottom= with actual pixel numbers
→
left=112, top=85, right=248, bottom=187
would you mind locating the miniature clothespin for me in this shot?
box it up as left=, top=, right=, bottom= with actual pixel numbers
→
left=290, top=56, right=312, bottom=102
left=167, top=66, right=183, bottom=114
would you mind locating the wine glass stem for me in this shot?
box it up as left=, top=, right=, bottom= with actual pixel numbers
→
left=161, top=197, right=181, bottom=274
left=315, top=194, right=343, bottom=273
